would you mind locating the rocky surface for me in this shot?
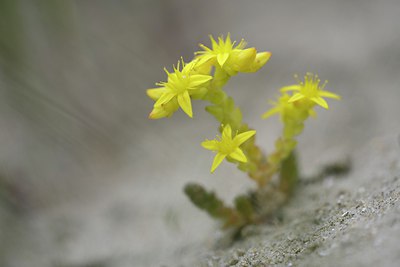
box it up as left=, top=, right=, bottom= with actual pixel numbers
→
left=195, top=135, right=400, bottom=267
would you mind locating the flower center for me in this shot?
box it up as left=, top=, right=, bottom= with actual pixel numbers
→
left=219, top=138, right=235, bottom=154
left=300, top=74, right=322, bottom=98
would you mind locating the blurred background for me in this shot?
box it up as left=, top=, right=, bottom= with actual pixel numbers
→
left=0, top=0, right=399, bottom=266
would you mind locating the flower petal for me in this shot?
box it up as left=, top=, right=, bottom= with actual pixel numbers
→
left=211, top=153, right=226, bottom=173
left=149, top=99, right=179, bottom=119
left=229, top=148, right=247, bottom=162
left=201, top=140, right=219, bottom=151
left=281, top=85, right=301, bottom=92
left=288, top=93, right=305, bottom=103
left=262, top=107, right=280, bottom=119
left=154, top=92, right=175, bottom=107
left=217, top=53, right=230, bottom=67
left=196, top=54, right=215, bottom=68
left=225, top=33, right=232, bottom=48
left=319, top=90, right=341, bottom=100
left=235, top=130, right=256, bottom=146
left=210, top=35, right=218, bottom=50
left=188, top=74, right=212, bottom=88
left=311, top=96, right=329, bottom=109
left=149, top=106, right=166, bottom=120
left=177, top=91, right=193, bottom=117
left=147, top=87, right=166, bottom=101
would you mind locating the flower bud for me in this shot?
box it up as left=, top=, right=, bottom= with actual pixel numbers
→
left=242, top=51, right=271, bottom=73
left=235, top=48, right=257, bottom=72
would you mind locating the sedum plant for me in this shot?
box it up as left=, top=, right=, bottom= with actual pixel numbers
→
left=147, top=34, right=341, bottom=229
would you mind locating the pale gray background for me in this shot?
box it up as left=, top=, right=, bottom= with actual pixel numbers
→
left=0, top=1, right=399, bottom=266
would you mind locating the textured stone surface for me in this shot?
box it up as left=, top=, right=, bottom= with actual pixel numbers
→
left=197, top=135, right=400, bottom=267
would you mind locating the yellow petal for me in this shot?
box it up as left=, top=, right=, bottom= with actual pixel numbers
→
left=209, top=35, right=218, bottom=50
left=319, top=90, right=341, bottom=100
left=218, top=36, right=225, bottom=46
left=311, top=96, right=329, bottom=109
left=211, top=153, right=226, bottom=173
left=188, top=74, right=212, bottom=88
left=217, top=53, right=230, bottom=67
left=192, top=58, right=213, bottom=75
left=177, top=91, right=193, bottom=117
left=201, top=140, right=218, bottom=151
left=262, top=107, right=280, bottom=119
left=235, top=130, right=256, bottom=146
left=149, top=99, right=179, bottom=119
left=196, top=55, right=215, bottom=71
left=149, top=108, right=165, bottom=119
left=281, top=85, right=301, bottom=92
left=229, top=148, right=247, bottom=162
left=222, top=124, right=232, bottom=139
left=149, top=106, right=169, bottom=120
left=154, top=92, right=175, bottom=107
left=146, top=87, right=166, bottom=101
left=288, top=93, right=305, bottom=103
left=225, top=33, right=232, bottom=47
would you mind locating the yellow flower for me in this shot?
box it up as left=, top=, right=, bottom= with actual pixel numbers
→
left=262, top=93, right=294, bottom=120
left=262, top=93, right=314, bottom=121
left=202, top=124, right=256, bottom=173
left=149, top=59, right=212, bottom=118
left=196, top=34, right=271, bottom=75
left=281, top=73, right=341, bottom=109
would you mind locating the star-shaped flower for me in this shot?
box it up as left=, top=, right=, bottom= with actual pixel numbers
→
left=281, top=73, right=341, bottom=109
left=149, top=59, right=212, bottom=118
left=202, top=124, right=256, bottom=173
left=262, top=93, right=294, bottom=120
left=262, top=93, right=315, bottom=121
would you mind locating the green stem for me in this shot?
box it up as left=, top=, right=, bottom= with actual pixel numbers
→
left=184, top=183, right=244, bottom=228
left=278, top=151, right=299, bottom=196
left=204, top=68, right=270, bottom=187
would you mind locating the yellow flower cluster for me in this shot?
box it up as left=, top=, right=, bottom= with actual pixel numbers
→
left=196, top=34, right=271, bottom=76
left=147, top=35, right=343, bottom=228
left=147, top=34, right=271, bottom=120
left=262, top=73, right=341, bottom=166
left=147, top=34, right=341, bottom=179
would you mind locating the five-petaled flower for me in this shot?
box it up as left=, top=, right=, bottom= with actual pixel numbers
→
left=281, top=73, right=341, bottom=109
left=262, top=93, right=316, bottom=122
left=202, top=124, right=256, bottom=173
left=262, top=93, right=294, bottom=120
left=148, top=59, right=212, bottom=118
